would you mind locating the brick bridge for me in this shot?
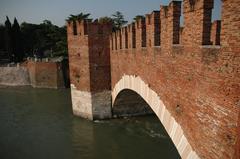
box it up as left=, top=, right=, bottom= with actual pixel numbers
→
left=67, top=0, right=239, bottom=158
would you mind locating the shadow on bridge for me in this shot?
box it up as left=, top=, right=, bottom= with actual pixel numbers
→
left=112, top=89, right=154, bottom=118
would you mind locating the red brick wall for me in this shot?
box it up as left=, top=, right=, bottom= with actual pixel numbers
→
left=182, top=0, right=213, bottom=45
left=135, top=17, right=146, bottom=48
left=160, top=1, right=181, bottom=47
left=27, top=61, right=64, bottom=88
left=110, top=0, right=239, bottom=158
left=146, top=11, right=161, bottom=47
left=67, top=20, right=91, bottom=91
left=237, top=113, right=240, bottom=159
left=88, top=22, right=112, bottom=92
left=221, top=0, right=240, bottom=158
left=67, top=20, right=112, bottom=93
left=121, top=27, right=128, bottom=49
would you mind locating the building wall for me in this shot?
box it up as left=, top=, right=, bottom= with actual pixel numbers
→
left=27, top=61, right=67, bottom=89
left=110, top=0, right=239, bottom=158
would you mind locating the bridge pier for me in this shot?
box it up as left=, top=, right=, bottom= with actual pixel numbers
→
left=67, top=20, right=113, bottom=120
left=71, top=85, right=112, bottom=120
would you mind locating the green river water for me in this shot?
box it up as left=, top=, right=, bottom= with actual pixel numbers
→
left=0, top=87, right=180, bottom=159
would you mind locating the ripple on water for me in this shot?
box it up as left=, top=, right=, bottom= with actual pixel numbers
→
left=0, top=87, right=181, bottom=159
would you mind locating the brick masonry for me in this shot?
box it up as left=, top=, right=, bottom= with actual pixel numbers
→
left=112, top=75, right=199, bottom=159
left=27, top=61, right=67, bottom=89
left=67, top=20, right=112, bottom=120
left=67, top=0, right=240, bottom=158
left=0, top=61, right=68, bottom=88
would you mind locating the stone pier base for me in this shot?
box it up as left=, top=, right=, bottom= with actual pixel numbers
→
left=70, top=84, right=112, bottom=120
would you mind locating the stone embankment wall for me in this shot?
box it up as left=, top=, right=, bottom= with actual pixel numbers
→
left=0, top=60, right=70, bottom=89
left=0, top=66, right=30, bottom=86
left=27, top=61, right=68, bottom=89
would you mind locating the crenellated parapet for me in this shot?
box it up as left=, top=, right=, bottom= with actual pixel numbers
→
left=182, top=0, right=214, bottom=45
left=110, top=0, right=223, bottom=52
left=67, top=19, right=112, bottom=37
left=121, top=27, right=128, bottom=49
left=160, top=1, right=181, bottom=48
left=146, top=11, right=160, bottom=47
left=127, top=23, right=136, bottom=49
left=135, top=17, right=146, bottom=48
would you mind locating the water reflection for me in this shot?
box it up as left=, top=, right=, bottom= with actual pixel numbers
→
left=0, top=87, right=180, bottom=159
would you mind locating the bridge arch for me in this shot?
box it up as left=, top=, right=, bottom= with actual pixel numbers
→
left=112, top=75, right=200, bottom=159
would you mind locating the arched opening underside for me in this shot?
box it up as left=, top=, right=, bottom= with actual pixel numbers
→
left=113, top=89, right=154, bottom=117
left=112, top=75, right=200, bottom=159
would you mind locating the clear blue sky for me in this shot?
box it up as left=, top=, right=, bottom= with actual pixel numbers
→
left=0, top=0, right=222, bottom=26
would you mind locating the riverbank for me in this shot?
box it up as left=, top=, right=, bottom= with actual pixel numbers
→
left=0, top=58, right=70, bottom=89
left=0, top=66, right=30, bottom=86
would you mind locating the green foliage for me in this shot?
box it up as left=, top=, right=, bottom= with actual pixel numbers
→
left=134, top=15, right=145, bottom=21
left=66, top=13, right=91, bottom=22
left=98, top=16, right=113, bottom=25
left=98, top=12, right=128, bottom=31
left=12, top=18, right=24, bottom=62
left=4, top=16, right=12, bottom=61
left=0, top=24, right=5, bottom=51
left=0, top=17, right=67, bottom=62
left=21, top=20, right=67, bottom=58
left=112, top=11, right=128, bottom=30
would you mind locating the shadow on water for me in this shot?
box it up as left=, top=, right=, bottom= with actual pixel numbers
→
left=0, top=87, right=180, bottom=159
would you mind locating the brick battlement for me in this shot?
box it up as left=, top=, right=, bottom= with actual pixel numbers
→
left=110, top=0, right=222, bottom=51
left=67, top=19, right=112, bottom=37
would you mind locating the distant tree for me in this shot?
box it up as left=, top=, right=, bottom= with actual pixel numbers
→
left=4, top=16, right=13, bottom=62
left=66, top=13, right=91, bottom=22
left=21, top=22, right=39, bottom=57
left=12, top=18, right=24, bottom=62
left=133, top=15, right=145, bottom=21
left=98, top=16, right=114, bottom=31
left=21, top=20, right=68, bottom=58
left=43, top=20, right=52, bottom=25
left=99, top=16, right=113, bottom=24
left=0, top=25, right=6, bottom=52
left=112, top=11, right=128, bottom=30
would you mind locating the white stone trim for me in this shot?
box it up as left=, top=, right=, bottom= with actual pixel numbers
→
left=112, top=75, right=200, bottom=159
left=71, top=84, right=92, bottom=119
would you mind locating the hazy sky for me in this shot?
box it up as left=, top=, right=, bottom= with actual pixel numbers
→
left=0, top=0, right=222, bottom=26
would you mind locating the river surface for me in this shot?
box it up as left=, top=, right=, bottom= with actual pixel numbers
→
left=0, top=87, right=180, bottom=159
